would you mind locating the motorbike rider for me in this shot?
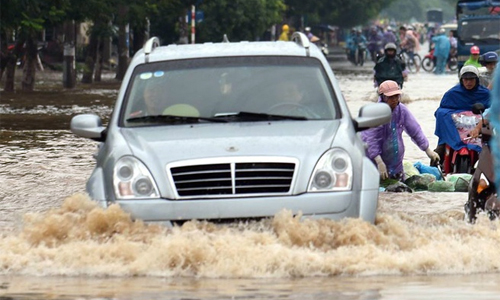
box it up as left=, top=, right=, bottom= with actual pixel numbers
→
left=304, top=27, right=314, bottom=40
left=374, top=42, right=408, bottom=88
left=346, top=29, right=367, bottom=64
left=361, top=80, right=440, bottom=181
left=464, top=45, right=481, bottom=68
left=479, top=51, right=498, bottom=89
left=487, top=60, right=500, bottom=206
left=367, top=26, right=383, bottom=62
left=382, top=26, right=398, bottom=49
left=399, top=25, right=420, bottom=72
left=433, top=65, right=491, bottom=165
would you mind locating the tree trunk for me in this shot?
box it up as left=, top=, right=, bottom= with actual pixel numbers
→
left=115, top=5, right=129, bottom=81
left=3, top=57, right=16, bottom=92
left=94, top=37, right=102, bottom=82
left=132, top=27, right=146, bottom=55
left=63, top=20, right=76, bottom=88
left=3, top=39, right=24, bottom=92
left=81, top=32, right=98, bottom=84
left=21, top=37, right=37, bottom=91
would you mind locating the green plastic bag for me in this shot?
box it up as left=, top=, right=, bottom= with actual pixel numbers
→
left=447, top=174, right=472, bottom=192
left=403, top=160, right=420, bottom=178
left=404, top=174, right=436, bottom=191
left=428, top=181, right=455, bottom=192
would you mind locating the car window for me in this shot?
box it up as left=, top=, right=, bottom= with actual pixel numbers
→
left=121, top=56, right=339, bottom=126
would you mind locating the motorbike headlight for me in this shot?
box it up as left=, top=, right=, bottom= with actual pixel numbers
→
left=308, top=148, right=353, bottom=192
left=113, top=156, right=159, bottom=199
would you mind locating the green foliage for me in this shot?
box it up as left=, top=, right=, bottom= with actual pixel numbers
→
left=195, top=0, right=285, bottom=42
left=379, top=0, right=456, bottom=23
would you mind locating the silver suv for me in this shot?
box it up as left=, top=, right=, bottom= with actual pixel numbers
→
left=71, top=33, right=391, bottom=225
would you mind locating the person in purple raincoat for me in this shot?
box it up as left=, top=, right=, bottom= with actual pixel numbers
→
left=361, top=80, right=440, bottom=180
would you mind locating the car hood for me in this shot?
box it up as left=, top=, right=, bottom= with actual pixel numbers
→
left=120, top=121, right=340, bottom=162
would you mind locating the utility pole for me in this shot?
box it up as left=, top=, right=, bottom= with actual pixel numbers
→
left=63, top=20, right=76, bottom=88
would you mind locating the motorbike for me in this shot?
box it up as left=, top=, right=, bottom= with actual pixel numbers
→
left=421, top=47, right=458, bottom=73
left=464, top=103, right=500, bottom=223
left=440, top=110, right=482, bottom=175
left=367, top=40, right=383, bottom=63
left=355, top=42, right=366, bottom=66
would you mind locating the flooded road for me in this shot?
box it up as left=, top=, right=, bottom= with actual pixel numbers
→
left=1, top=56, right=500, bottom=299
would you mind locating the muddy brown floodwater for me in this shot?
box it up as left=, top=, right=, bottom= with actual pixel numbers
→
left=1, top=58, right=500, bottom=300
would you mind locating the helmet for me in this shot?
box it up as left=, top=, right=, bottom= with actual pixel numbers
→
left=282, top=24, right=289, bottom=32
left=384, top=43, right=397, bottom=51
left=470, top=45, right=480, bottom=54
left=386, top=26, right=393, bottom=32
left=305, top=27, right=311, bottom=32
left=439, top=28, right=446, bottom=34
left=482, top=51, right=498, bottom=63
left=460, top=65, right=479, bottom=79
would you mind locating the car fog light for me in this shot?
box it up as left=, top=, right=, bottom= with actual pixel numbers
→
left=314, top=171, right=334, bottom=189
left=119, top=182, right=133, bottom=196
left=134, top=177, right=154, bottom=195
left=335, top=173, right=350, bottom=188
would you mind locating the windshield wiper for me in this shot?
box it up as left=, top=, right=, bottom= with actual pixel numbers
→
left=126, top=114, right=228, bottom=124
left=213, top=111, right=307, bottom=121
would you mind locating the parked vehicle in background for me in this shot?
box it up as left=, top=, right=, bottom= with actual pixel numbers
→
left=455, top=0, right=500, bottom=71
left=70, top=33, right=392, bottom=226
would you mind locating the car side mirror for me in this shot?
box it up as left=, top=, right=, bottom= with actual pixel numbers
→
left=353, top=102, right=392, bottom=132
left=472, top=103, right=485, bottom=115
left=70, top=114, right=107, bottom=142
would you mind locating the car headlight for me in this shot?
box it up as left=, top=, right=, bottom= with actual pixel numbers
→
left=308, top=148, right=353, bottom=192
left=113, top=156, right=159, bottom=199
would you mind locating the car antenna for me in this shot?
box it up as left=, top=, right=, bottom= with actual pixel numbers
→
left=222, top=34, right=230, bottom=43
left=144, top=37, right=160, bottom=63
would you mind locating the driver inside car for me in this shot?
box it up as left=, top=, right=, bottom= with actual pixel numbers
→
left=268, top=81, right=320, bottom=118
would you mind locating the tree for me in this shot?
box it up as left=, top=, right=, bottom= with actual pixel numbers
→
left=379, top=0, right=456, bottom=23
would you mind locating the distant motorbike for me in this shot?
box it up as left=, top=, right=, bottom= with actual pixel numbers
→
left=421, top=47, right=458, bottom=73
left=355, top=43, right=366, bottom=66
left=367, top=40, right=383, bottom=63
left=465, top=103, right=499, bottom=223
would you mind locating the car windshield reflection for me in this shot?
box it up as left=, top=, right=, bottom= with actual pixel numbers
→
left=121, top=56, right=339, bottom=127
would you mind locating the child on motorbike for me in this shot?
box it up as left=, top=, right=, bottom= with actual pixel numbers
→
left=361, top=80, right=440, bottom=181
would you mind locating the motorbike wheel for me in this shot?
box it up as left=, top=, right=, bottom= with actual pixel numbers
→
left=359, top=50, right=364, bottom=66
left=455, top=155, right=470, bottom=174
left=448, top=57, right=458, bottom=71
left=464, top=200, right=477, bottom=223
left=421, top=57, right=435, bottom=72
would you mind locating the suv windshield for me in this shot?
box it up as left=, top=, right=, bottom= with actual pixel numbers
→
left=121, top=56, right=339, bottom=126
left=458, top=18, right=500, bottom=44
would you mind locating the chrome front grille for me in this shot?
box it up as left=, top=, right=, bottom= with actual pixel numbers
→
left=169, top=159, right=296, bottom=198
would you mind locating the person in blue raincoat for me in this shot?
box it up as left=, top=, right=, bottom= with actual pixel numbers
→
left=362, top=80, right=440, bottom=180
left=433, top=65, right=491, bottom=162
left=431, top=28, right=451, bottom=75
left=487, top=61, right=500, bottom=194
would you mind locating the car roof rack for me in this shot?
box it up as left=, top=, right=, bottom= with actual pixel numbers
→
left=222, top=34, right=230, bottom=43
left=291, top=32, right=310, bottom=57
left=144, top=37, right=160, bottom=63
